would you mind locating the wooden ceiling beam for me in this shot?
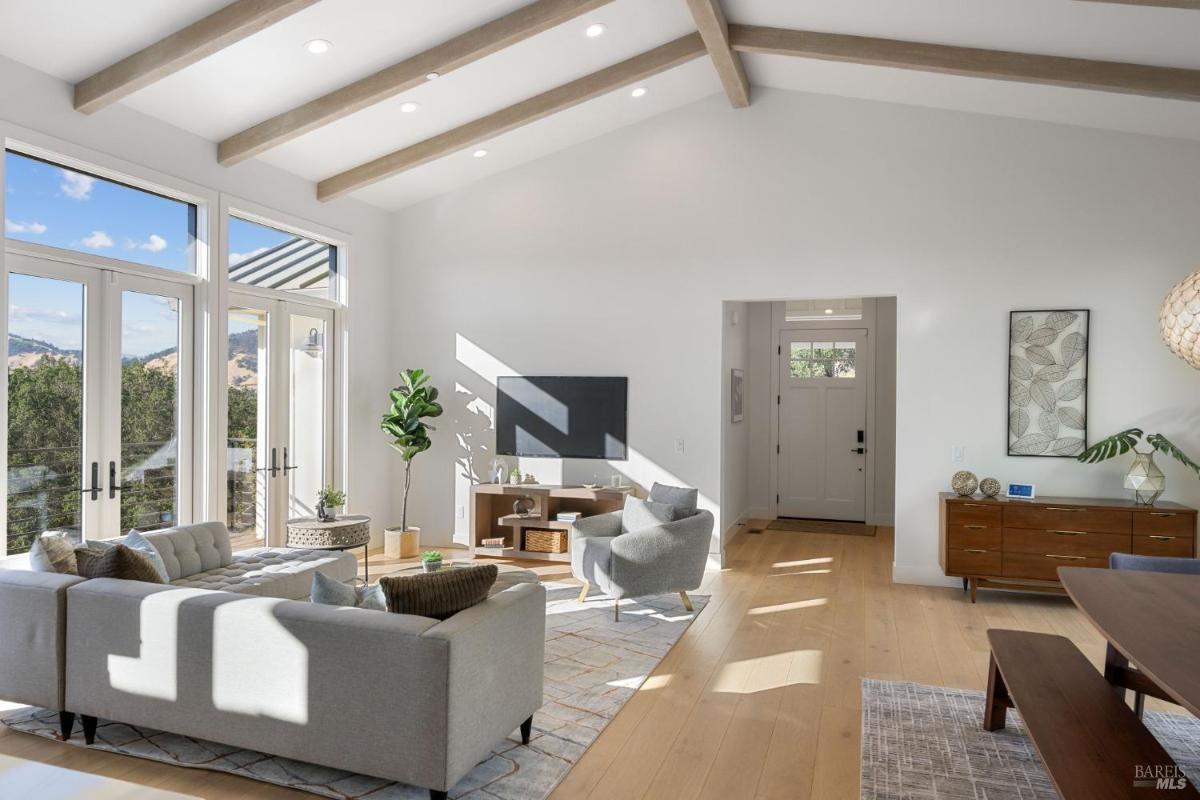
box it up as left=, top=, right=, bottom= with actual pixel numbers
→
left=74, top=0, right=320, bottom=114
left=317, top=33, right=705, bottom=201
left=219, top=0, right=614, bottom=166
left=685, top=0, right=750, bottom=107
left=729, top=25, right=1200, bottom=102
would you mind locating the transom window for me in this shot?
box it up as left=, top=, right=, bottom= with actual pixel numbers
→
left=228, top=215, right=337, bottom=300
left=790, top=341, right=857, bottom=378
left=3, top=150, right=196, bottom=273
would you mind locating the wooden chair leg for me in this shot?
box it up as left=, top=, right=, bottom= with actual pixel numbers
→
left=81, top=715, right=98, bottom=745
left=613, top=601, right=620, bottom=622
left=983, top=654, right=1010, bottom=731
left=520, top=715, right=533, bottom=744
left=1134, top=692, right=1146, bottom=718
left=679, top=591, right=694, bottom=612
left=57, top=711, right=75, bottom=741
left=578, top=581, right=589, bottom=603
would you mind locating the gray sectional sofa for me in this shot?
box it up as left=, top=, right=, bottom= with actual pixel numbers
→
left=0, top=522, right=547, bottom=799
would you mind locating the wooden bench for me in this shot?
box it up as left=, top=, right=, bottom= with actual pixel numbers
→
left=985, top=629, right=1198, bottom=799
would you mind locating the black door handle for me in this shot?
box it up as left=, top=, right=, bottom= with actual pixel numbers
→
left=108, top=461, right=122, bottom=499
left=79, top=461, right=100, bottom=501
left=283, top=446, right=298, bottom=472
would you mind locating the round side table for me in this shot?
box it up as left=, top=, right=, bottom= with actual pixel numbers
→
left=286, top=515, right=372, bottom=582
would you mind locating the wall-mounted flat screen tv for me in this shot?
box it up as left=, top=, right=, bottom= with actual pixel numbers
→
left=496, top=376, right=627, bottom=460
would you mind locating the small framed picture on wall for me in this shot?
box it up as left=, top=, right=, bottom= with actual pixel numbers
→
left=731, top=368, right=744, bottom=423
left=1007, top=309, right=1089, bottom=457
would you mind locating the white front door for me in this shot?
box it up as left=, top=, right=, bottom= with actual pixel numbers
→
left=777, top=329, right=867, bottom=521
left=225, top=293, right=334, bottom=549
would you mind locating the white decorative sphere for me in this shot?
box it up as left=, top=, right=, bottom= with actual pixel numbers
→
left=1161, top=269, right=1200, bottom=369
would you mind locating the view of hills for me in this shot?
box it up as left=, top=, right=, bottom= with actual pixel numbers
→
left=8, top=331, right=259, bottom=387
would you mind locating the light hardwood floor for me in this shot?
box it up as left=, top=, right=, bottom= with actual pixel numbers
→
left=0, top=526, right=1174, bottom=799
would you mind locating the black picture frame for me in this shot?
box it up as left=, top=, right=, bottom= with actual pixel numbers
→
left=1007, top=309, right=1090, bottom=458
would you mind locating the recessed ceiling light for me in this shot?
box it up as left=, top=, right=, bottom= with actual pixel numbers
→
left=425, top=71, right=440, bottom=80
left=304, top=39, right=332, bottom=55
left=631, top=87, right=647, bottom=98
left=473, top=149, right=489, bottom=158
left=585, top=22, right=607, bottom=38
left=400, top=102, right=420, bottom=113
left=824, top=308, right=834, bottom=315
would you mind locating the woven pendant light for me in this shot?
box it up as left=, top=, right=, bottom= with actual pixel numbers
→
left=1161, top=269, right=1200, bottom=369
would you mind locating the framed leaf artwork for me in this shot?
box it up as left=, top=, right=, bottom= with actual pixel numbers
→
left=1008, top=309, right=1089, bottom=457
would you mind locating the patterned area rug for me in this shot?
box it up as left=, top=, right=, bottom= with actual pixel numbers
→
left=768, top=518, right=877, bottom=536
left=861, top=679, right=1200, bottom=799
left=1, top=582, right=706, bottom=800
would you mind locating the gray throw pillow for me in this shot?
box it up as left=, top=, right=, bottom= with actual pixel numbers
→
left=29, top=534, right=77, bottom=574
left=74, top=543, right=166, bottom=583
left=125, top=530, right=171, bottom=583
left=649, top=482, right=699, bottom=518
left=380, top=564, right=498, bottom=620
left=622, top=495, right=677, bottom=533
left=311, top=571, right=386, bottom=611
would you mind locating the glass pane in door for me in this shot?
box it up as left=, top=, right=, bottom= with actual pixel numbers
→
left=6, top=274, right=85, bottom=554
left=120, top=291, right=181, bottom=532
left=289, top=315, right=326, bottom=519
left=228, top=308, right=268, bottom=551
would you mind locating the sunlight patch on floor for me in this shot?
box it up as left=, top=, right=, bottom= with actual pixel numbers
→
left=713, top=650, right=824, bottom=694
left=773, top=557, right=833, bottom=568
left=748, top=598, right=828, bottom=616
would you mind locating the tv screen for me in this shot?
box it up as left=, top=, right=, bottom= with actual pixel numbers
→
left=496, top=376, right=627, bottom=460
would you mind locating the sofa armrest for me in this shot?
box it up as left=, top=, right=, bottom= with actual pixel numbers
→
left=571, top=511, right=622, bottom=540
left=423, top=582, right=546, bottom=788
left=0, top=569, right=84, bottom=709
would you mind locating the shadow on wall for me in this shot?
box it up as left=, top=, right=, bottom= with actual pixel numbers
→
left=450, top=333, right=719, bottom=548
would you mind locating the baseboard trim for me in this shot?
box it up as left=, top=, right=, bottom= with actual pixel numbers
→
left=869, top=513, right=894, bottom=526
left=892, top=562, right=961, bottom=588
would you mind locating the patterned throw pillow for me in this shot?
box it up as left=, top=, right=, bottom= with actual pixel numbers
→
left=124, top=530, right=171, bottom=583
left=28, top=534, right=78, bottom=574
left=74, top=543, right=167, bottom=583
left=379, top=564, right=498, bottom=620
left=310, top=571, right=386, bottom=611
left=621, top=495, right=678, bottom=533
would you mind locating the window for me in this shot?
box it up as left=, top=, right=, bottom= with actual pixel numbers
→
left=228, top=215, right=336, bottom=300
left=790, top=341, right=857, bottom=378
left=3, top=150, right=196, bottom=273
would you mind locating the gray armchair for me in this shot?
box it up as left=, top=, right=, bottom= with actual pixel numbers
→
left=570, top=501, right=714, bottom=621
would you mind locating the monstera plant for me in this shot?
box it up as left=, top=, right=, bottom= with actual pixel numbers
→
left=381, top=369, right=443, bottom=531
left=1078, top=428, right=1200, bottom=504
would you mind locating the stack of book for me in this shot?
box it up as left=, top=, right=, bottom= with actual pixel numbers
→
left=555, top=512, right=582, bottom=523
left=480, top=537, right=507, bottom=548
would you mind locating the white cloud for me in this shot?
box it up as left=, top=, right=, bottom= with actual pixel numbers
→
left=9, top=304, right=82, bottom=325
left=4, top=218, right=47, bottom=235
left=60, top=169, right=96, bottom=200
left=126, top=234, right=167, bottom=252
left=230, top=246, right=270, bottom=265
left=81, top=230, right=114, bottom=249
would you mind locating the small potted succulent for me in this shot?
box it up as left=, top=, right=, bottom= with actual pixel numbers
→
left=316, top=486, right=347, bottom=522
left=421, top=550, right=443, bottom=573
left=509, top=467, right=522, bottom=485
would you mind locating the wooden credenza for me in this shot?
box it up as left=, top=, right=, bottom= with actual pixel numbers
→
left=938, top=492, right=1198, bottom=601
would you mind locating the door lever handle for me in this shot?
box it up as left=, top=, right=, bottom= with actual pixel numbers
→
left=283, top=446, right=299, bottom=472
left=79, top=461, right=101, bottom=501
left=108, top=461, right=123, bottom=499
left=849, top=447, right=865, bottom=454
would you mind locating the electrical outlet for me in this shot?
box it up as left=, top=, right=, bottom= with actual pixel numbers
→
left=952, top=446, right=965, bottom=462
left=674, top=438, right=686, bottom=454
left=455, top=505, right=465, bottom=519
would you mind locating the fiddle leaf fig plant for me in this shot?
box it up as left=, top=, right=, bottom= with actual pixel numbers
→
left=381, top=369, right=444, bottom=531
left=1078, top=427, right=1200, bottom=477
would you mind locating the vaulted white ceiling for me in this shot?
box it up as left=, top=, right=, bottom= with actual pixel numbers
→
left=1, top=0, right=1198, bottom=211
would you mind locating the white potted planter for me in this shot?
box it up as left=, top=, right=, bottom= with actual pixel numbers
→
left=384, top=526, right=420, bottom=559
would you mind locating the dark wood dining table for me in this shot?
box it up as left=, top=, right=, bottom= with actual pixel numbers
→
left=1059, top=567, right=1200, bottom=717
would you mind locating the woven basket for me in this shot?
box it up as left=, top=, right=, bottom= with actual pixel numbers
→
left=525, top=529, right=568, bottom=554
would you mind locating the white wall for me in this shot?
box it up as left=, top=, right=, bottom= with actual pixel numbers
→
left=0, top=55, right=399, bottom=545
left=392, top=86, right=1200, bottom=581
left=720, top=302, right=750, bottom=544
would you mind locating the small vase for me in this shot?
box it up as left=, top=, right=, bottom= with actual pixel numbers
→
left=317, top=504, right=340, bottom=522
left=1125, top=452, right=1166, bottom=505
left=423, top=559, right=442, bottom=573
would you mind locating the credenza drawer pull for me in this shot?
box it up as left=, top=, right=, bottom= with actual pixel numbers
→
left=1150, top=512, right=1178, bottom=517
left=961, top=503, right=989, bottom=509
left=1044, top=554, right=1087, bottom=561
left=963, top=548, right=988, bottom=554
left=963, top=524, right=987, bottom=530
left=1148, top=535, right=1177, bottom=541
left=1048, top=530, right=1086, bottom=536
left=1045, top=507, right=1081, bottom=512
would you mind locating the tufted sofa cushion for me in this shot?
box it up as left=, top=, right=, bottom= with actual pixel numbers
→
left=140, top=522, right=233, bottom=581
left=169, top=547, right=357, bottom=600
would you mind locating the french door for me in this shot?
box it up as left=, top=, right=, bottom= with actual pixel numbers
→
left=225, top=293, right=333, bottom=549
left=4, top=253, right=193, bottom=554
